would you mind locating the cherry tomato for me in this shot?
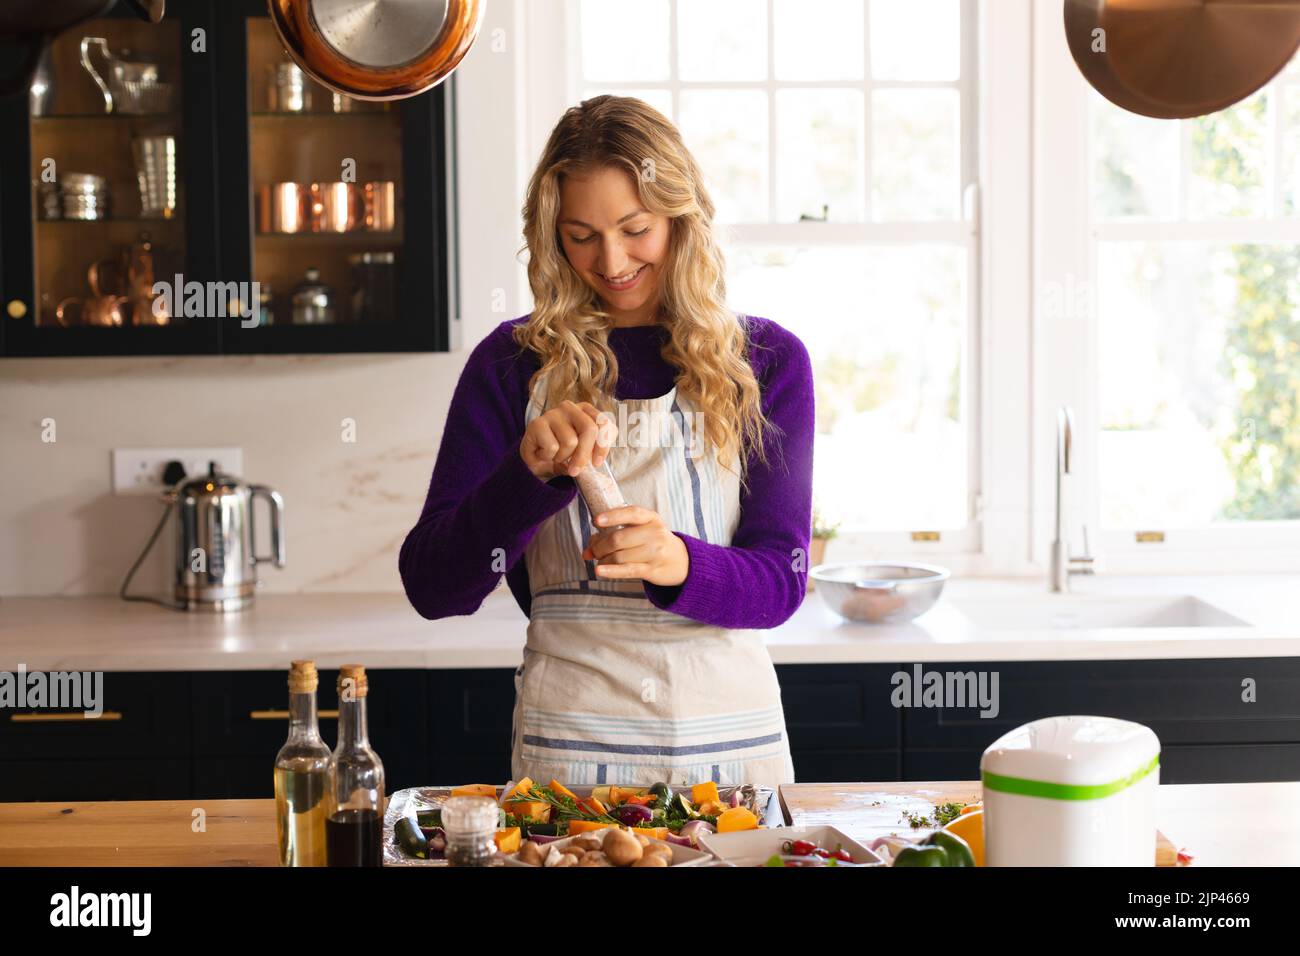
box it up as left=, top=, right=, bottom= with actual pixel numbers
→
left=814, top=847, right=831, bottom=858
left=787, top=839, right=816, bottom=856
left=831, top=849, right=854, bottom=863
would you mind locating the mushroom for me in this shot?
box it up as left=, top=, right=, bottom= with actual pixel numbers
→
left=632, top=853, right=668, bottom=867
left=642, top=842, right=673, bottom=862
left=578, top=850, right=612, bottom=867
left=602, top=828, right=644, bottom=867
left=516, top=841, right=546, bottom=867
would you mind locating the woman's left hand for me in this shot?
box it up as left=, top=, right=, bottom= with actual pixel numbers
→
left=582, top=506, right=689, bottom=587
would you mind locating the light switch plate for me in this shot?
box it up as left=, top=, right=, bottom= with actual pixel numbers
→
left=112, top=447, right=244, bottom=496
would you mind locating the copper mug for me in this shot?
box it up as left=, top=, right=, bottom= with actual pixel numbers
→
left=361, top=181, right=395, bottom=231
left=309, top=181, right=358, bottom=233
left=258, top=182, right=311, bottom=233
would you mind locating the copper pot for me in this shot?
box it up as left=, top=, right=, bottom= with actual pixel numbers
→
left=267, top=0, right=485, bottom=101
left=1065, top=0, right=1300, bottom=119
left=56, top=294, right=128, bottom=327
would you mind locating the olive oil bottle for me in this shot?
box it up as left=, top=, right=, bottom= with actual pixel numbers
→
left=326, top=664, right=385, bottom=867
left=273, top=660, right=331, bottom=867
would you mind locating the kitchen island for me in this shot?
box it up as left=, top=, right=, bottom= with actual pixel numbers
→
left=0, top=780, right=1294, bottom=867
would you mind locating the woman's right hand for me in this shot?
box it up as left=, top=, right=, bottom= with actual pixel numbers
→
left=520, top=400, right=616, bottom=481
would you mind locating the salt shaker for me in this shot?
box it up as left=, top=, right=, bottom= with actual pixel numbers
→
left=575, top=459, right=627, bottom=528
left=441, top=796, right=501, bottom=867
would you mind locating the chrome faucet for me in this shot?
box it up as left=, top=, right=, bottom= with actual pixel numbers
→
left=1051, top=405, right=1094, bottom=592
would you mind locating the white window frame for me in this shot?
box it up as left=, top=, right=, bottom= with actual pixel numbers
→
left=523, top=0, right=1025, bottom=572
left=1032, top=1, right=1300, bottom=574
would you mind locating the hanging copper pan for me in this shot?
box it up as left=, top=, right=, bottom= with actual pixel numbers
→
left=1065, top=0, right=1300, bottom=119
left=268, top=0, right=484, bottom=101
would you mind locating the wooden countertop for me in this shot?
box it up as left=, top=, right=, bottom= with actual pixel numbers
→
left=781, top=780, right=1300, bottom=866
left=0, top=799, right=277, bottom=867
left=3, top=779, right=1296, bottom=866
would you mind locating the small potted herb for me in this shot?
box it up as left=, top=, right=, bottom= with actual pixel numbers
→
left=809, top=504, right=839, bottom=590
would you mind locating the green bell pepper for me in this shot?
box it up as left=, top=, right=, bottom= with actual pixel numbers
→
left=892, top=830, right=975, bottom=867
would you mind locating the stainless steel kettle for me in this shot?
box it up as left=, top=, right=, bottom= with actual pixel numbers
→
left=171, top=462, right=285, bottom=612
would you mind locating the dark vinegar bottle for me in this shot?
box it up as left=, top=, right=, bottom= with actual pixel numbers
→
left=325, top=664, right=385, bottom=867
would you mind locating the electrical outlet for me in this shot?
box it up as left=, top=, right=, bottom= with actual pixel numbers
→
left=112, top=448, right=245, bottom=496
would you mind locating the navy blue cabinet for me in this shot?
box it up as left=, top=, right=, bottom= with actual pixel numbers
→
left=898, top=659, right=1300, bottom=783
left=3, top=658, right=1296, bottom=801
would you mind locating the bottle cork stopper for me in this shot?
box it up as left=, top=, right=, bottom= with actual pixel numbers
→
left=337, top=663, right=368, bottom=698
left=287, top=660, right=318, bottom=693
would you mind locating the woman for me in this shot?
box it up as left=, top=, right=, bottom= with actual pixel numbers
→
left=400, top=96, right=814, bottom=790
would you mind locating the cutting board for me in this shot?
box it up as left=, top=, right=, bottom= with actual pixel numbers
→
left=779, top=781, right=1188, bottom=866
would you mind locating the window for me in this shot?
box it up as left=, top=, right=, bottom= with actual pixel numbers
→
left=1090, top=58, right=1300, bottom=533
left=570, top=0, right=980, bottom=539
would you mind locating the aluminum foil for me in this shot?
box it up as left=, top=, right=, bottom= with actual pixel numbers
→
left=382, top=782, right=780, bottom=867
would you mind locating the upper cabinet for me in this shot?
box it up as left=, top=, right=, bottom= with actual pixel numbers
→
left=0, top=0, right=452, bottom=357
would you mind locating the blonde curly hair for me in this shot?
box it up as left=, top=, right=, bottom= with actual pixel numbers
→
left=514, top=95, right=771, bottom=480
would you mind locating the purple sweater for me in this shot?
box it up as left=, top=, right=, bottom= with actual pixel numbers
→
left=399, top=315, right=814, bottom=629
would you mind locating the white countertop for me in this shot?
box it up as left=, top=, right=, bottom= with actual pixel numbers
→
left=2, top=573, right=1298, bottom=671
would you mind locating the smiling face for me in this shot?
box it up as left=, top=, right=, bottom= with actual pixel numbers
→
left=557, top=165, right=671, bottom=327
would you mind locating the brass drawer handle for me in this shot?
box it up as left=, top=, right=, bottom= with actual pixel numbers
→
left=9, top=711, right=123, bottom=723
left=249, top=709, right=339, bottom=720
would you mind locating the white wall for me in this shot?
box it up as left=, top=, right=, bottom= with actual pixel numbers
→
left=0, top=0, right=532, bottom=597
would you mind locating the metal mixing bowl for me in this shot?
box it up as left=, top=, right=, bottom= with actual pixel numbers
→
left=810, top=562, right=950, bottom=624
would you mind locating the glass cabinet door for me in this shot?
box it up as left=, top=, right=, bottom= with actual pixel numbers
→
left=1, top=1, right=450, bottom=357
left=1, top=3, right=220, bottom=355
left=215, top=1, right=450, bottom=353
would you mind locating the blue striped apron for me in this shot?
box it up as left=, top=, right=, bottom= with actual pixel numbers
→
left=509, top=375, right=795, bottom=790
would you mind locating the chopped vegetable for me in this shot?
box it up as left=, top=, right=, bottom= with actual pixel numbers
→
left=901, top=801, right=968, bottom=829
left=493, top=827, right=522, bottom=854
left=395, top=816, right=428, bottom=859
left=451, top=784, right=498, bottom=798
left=716, top=807, right=759, bottom=832
left=691, top=781, right=720, bottom=805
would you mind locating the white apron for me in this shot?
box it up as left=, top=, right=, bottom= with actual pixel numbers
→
left=509, top=374, right=796, bottom=791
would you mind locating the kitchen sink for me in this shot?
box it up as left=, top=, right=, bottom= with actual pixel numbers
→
left=948, top=594, right=1250, bottom=630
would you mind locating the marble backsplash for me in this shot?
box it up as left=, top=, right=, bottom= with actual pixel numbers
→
left=0, top=351, right=469, bottom=597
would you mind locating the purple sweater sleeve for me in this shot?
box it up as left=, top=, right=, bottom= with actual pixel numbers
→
left=399, top=322, right=576, bottom=619
left=643, top=318, right=815, bottom=629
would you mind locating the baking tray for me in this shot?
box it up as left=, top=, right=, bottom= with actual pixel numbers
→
left=382, top=781, right=782, bottom=867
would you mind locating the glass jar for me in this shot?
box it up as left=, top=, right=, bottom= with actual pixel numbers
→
left=440, top=796, right=500, bottom=867
left=291, top=267, right=334, bottom=325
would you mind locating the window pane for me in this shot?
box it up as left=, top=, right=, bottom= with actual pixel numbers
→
left=1091, top=92, right=1180, bottom=220
left=775, top=89, right=865, bottom=222
left=1098, top=241, right=1300, bottom=527
left=582, top=87, right=674, bottom=121
left=678, top=90, right=769, bottom=222
left=1186, top=90, right=1269, bottom=219
left=727, top=245, right=968, bottom=531
left=1284, top=86, right=1300, bottom=216
left=580, top=0, right=670, bottom=81
left=869, top=0, right=960, bottom=81
left=773, top=0, right=864, bottom=81
left=872, top=88, right=960, bottom=220
left=678, top=0, right=766, bottom=81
